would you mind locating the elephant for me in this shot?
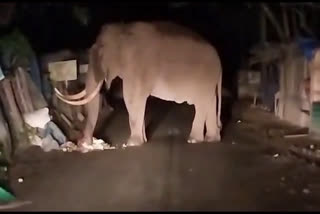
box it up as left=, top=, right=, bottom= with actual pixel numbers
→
left=55, top=21, right=223, bottom=147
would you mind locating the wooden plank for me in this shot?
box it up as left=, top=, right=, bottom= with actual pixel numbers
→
left=23, top=69, right=48, bottom=110
left=0, top=105, right=12, bottom=163
left=11, top=68, right=34, bottom=114
left=11, top=71, right=29, bottom=114
left=0, top=78, right=29, bottom=153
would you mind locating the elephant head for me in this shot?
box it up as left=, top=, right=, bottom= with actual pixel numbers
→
left=54, top=24, right=126, bottom=105
left=53, top=42, right=117, bottom=146
left=54, top=44, right=108, bottom=105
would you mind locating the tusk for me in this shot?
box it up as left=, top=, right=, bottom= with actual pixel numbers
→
left=55, top=81, right=103, bottom=106
left=54, top=88, right=87, bottom=100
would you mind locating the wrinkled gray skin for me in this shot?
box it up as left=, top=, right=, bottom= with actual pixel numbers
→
left=55, top=21, right=223, bottom=147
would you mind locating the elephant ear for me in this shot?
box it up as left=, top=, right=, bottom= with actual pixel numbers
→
left=89, top=44, right=105, bottom=83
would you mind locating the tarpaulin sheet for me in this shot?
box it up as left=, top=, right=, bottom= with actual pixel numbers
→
left=297, top=37, right=320, bottom=61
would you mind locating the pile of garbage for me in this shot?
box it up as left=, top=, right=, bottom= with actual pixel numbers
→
left=60, top=138, right=115, bottom=153
left=24, top=107, right=115, bottom=153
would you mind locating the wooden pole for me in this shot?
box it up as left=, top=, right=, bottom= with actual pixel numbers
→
left=282, top=6, right=290, bottom=40
left=291, top=8, right=298, bottom=38
left=261, top=3, right=285, bottom=41
left=0, top=104, right=12, bottom=163
left=260, top=7, right=267, bottom=43
left=0, top=78, right=29, bottom=153
left=11, top=68, right=34, bottom=114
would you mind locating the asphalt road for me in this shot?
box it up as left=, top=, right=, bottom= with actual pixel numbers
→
left=8, top=98, right=320, bottom=211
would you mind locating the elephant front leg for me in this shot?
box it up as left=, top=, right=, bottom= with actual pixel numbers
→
left=188, top=104, right=206, bottom=144
left=123, top=83, right=147, bottom=147
left=78, top=72, right=101, bottom=146
left=79, top=94, right=101, bottom=145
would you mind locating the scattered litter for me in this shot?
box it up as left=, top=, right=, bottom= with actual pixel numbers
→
left=60, top=141, right=78, bottom=152
left=231, top=141, right=236, bottom=145
left=24, top=109, right=67, bottom=152
left=303, top=188, right=311, bottom=194
left=18, top=178, right=24, bottom=183
left=23, top=108, right=115, bottom=154
left=237, top=120, right=242, bottom=123
left=310, top=144, right=315, bottom=150
left=273, top=153, right=279, bottom=158
left=60, top=138, right=115, bottom=153
left=122, top=144, right=127, bottom=149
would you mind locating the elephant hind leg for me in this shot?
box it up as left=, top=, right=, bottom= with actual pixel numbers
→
left=123, top=81, right=148, bottom=147
left=188, top=103, right=206, bottom=144
left=204, top=95, right=221, bottom=143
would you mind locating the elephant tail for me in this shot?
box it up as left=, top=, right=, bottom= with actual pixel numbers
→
left=217, top=71, right=222, bottom=129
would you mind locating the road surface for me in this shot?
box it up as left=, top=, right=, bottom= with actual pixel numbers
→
left=8, top=98, right=320, bottom=211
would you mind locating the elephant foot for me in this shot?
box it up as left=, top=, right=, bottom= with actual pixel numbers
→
left=205, top=134, right=221, bottom=143
left=126, top=136, right=145, bottom=147
left=187, top=136, right=204, bottom=144
left=78, top=135, right=93, bottom=146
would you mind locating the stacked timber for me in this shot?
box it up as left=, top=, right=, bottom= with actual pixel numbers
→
left=0, top=67, right=47, bottom=159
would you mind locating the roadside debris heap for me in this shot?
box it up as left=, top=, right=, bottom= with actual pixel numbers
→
left=0, top=29, right=115, bottom=163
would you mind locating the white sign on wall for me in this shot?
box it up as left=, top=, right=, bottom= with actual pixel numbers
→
left=48, top=60, right=77, bottom=81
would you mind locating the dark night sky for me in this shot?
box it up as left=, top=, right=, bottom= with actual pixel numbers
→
left=13, top=2, right=262, bottom=92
